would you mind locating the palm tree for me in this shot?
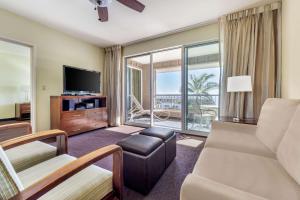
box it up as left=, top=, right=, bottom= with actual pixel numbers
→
left=188, top=73, right=219, bottom=106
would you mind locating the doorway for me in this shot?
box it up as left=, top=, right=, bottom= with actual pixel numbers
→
left=0, top=39, right=35, bottom=132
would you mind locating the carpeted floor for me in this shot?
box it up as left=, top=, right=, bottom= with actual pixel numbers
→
left=64, top=128, right=205, bottom=200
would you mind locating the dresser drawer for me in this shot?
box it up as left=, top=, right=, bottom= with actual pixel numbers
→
left=85, top=120, right=108, bottom=130
left=62, top=111, right=85, bottom=120
left=21, top=104, right=31, bottom=113
left=61, top=121, right=86, bottom=135
left=88, top=108, right=107, bottom=119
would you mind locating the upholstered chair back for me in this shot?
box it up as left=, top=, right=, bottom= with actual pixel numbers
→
left=0, top=146, right=24, bottom=200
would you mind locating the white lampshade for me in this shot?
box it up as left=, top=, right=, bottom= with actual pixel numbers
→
left=227, top=76, right=252, bottom=92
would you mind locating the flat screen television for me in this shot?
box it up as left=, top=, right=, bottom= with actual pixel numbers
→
left=63, top=65, right=100, bottom=94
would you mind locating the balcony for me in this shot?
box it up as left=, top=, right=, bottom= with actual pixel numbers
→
left=128, top=94, right=219, bottom=132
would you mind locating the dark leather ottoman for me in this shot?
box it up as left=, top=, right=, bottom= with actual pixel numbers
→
left=140, top=127, right=176, bottom=168
left=117, top=134, right=166, bottom=195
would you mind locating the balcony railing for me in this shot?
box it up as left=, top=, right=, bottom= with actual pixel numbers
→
left=154, top=94, right=219, bottom=110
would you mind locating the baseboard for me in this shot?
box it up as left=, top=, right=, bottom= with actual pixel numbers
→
left=0, top=117, right=17, bottom=122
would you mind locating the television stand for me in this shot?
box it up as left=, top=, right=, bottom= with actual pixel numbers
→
left=61, top=93, right=95, bottom=96
left=50, top=95, right=108, bottom=136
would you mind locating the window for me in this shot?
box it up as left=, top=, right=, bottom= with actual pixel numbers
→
left=125, top=41, right=220, bottom=136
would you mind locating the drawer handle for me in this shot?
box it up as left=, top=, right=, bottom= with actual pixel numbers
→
left=72, top=114, right=81, bottom=117
left=72, top=129, right=81, bottom=132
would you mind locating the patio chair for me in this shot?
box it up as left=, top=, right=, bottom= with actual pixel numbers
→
left=0, top=130, right=123, bottom=200
left=0, top=123, right=62, bottom=172
left=128, top=95, right=170, bottom=121
left=189, top=101, right=217, bottom=129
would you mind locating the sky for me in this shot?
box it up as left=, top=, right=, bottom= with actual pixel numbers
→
left=156, top=67, right=220, bottom=95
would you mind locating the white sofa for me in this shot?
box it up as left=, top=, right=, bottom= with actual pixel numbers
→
left=180, top=98, right=300, bottom=200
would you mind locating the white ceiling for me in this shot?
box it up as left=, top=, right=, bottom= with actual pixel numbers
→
left=0, top=0, right=261, bottom=47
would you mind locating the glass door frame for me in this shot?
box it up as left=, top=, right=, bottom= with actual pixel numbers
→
left=124, top=52, right=152, bottom=128
left=123, top=40, right=220, bottom=137
left=181, top=40, right=221, bottom=137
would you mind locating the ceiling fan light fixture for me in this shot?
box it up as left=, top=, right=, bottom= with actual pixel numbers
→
left=89, top=0, right=145, bottom=22
left=89, top=0, right=112, bottom=7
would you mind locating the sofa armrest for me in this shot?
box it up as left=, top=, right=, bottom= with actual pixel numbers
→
left=180, top=174, right=267, bottom=200
left=14, top=144, right=123, bottom=200
left=211, top=121, right=257, bottom=135
left=0, top=129, right=68, bottom=155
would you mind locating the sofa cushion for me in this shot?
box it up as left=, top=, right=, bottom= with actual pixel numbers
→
left=5, top=141, right=57, bottom=172
left=205, top=128, right=274, bottom=158
left=117, top=135, right=163, bottom=156
left=180, top=174, right=267, bottom=200
left=210, top=121, right=257, bottom=135
left=18, top=154, right=113, bottom=200
left=256, top=98, right=300, bottom=153
left=193, top=148, right=300, bottom=200
left=277, top=105, right=300, bottom=184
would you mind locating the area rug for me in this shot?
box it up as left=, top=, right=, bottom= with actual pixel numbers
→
left=105, top=125, right=145, bottom=134
left=64, top=128, right=206, bottom=200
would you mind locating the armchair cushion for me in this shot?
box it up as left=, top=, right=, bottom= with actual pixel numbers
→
left=5, top=141, right=57, bottom=172
left=0, top=146, right=23, bottom=200
left=0, top=160, right=18, bottom=200
left=18, top=154, right=113, bottom=200
left=193, top=148, right=300, bottom=200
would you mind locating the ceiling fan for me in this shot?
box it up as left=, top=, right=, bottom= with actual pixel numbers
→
left=89, top=0, right=145, bottom=22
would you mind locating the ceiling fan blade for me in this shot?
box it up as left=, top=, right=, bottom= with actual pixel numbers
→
left=117, top=0, right=145, bottom=12
left=98, top=7, right=108, bottom=22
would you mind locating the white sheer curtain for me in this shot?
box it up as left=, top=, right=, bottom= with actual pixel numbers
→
left=220, top=2, right=282, bottom=119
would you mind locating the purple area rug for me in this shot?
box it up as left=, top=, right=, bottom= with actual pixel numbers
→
left=64, top=128, right=205, bottom=200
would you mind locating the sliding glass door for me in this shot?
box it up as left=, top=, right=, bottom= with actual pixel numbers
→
left=152, top=48, right=182, bottom=129
left=125, top=54, right=151, bottom=126
left=125, top=41, right=220, bottom=135
left=184, top=42, right=220, bottom=134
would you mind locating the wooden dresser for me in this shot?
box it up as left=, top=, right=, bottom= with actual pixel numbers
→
left=15, top=103, right=31, bottom=120
left=50, top=96, right=108, bottom=136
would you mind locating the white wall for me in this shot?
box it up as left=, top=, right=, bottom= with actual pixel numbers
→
left=123, top=23, right=219, bottom=56
left=0, top=8, right=104, bottom=130
left=282, top=0, right=300, bottom=98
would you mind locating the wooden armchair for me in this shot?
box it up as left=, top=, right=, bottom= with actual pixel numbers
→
left=0, top=123, right=66, bottom=172
left=0, top=122, right=32, bottom=142
left=0, top=130, right=123, bottom=200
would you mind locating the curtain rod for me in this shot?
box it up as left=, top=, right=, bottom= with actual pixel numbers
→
left=220, top=1, right=281, bottom=21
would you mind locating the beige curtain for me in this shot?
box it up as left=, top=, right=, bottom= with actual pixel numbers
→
left=220, top=2, right=282, bottom=119
left=103, top=45, right=122, bottom=126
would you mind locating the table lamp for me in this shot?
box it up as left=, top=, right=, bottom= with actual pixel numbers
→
left=227, top=76, right=252, bottom=122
